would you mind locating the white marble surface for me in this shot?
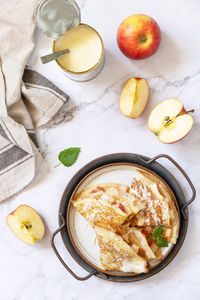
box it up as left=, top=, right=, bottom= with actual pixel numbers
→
left=1, top=0, right=200, bottom=299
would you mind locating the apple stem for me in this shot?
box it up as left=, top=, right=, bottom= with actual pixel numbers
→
left=139, top=35, right=147, bottom=43
left=186, top=109, right=195, bottom=113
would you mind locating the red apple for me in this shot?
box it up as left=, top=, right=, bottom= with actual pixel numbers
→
left=148, top=98, right=194, bottom=144
left=117, top=14, right=161, bottom=59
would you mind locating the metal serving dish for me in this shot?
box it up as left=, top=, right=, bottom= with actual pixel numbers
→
left=51, top=153, right=196, bottom=282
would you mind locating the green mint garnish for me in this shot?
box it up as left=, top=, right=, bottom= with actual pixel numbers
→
left=152, top=225, right=168, bottom=248
left=155, top=237, right=168, bottom=248
left=55, top=147, right=80, bottom=167
left=153, top=225, right=164, bottom=239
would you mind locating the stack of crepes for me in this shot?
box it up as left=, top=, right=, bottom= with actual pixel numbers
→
left=72, top=169, right=179, bottom=274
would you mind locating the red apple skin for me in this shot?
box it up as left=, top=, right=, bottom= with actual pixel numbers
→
left=117, top=14, right=161, bottom=59
left=181, top=107, right=195, bottom=115
left=182, top=107, right=187, bottom=114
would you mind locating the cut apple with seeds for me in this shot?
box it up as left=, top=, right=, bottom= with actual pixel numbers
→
left=7, top=205, right=45, bottom=245
left=148, top=98, right=193, bottom=143
left=120, top=77, right=149, bottom=118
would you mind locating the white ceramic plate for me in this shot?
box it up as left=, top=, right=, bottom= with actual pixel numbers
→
left=68, top=163, right=174, bottom=274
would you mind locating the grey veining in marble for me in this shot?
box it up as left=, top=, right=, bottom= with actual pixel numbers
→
left=1, top=0, right=200, bottom=299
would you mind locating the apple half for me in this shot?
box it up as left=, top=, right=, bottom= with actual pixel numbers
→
left=120, top=77, right=149, bottom=118
left=148, top=98, right=193, bottom=143
left=7, top=205, right=45, bottom=245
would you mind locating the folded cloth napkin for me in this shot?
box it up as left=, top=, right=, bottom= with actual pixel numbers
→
left=0, top=0, right=69, bottom=201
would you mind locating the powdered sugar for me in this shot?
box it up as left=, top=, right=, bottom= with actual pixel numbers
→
left=131, top=179, right=162, bottom=226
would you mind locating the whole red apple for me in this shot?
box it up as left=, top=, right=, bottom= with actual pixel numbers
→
left=117, top=14, right=161, bottom=59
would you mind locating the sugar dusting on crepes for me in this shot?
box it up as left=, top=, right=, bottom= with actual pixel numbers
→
left=72, top=169, right=179, bottom=273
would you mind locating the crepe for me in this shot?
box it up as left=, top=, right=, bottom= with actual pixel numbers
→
left=116, top=225, right=156, bottom=260
left=95, top=226, right=148, bottom=273
left=163, top=200, right=179, bottom=244
left=130, top=170, right=171, bottom=227
left=72, top=183, right=144, bottom=230
left=130, top=169, right=179, bottom=244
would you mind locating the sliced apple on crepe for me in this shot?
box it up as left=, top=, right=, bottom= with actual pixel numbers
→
left=7, top=205, right=45, bottom=245
left=148, top=98, right=194, bottom=143
left=120, top=77, right=149, bottom=118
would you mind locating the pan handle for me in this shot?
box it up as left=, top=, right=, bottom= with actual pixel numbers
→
left=51, top=213, right=97, bottom=281
left=136, top=154, right=196, bottom=220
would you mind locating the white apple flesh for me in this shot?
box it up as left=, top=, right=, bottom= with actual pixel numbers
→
left=120, top=78, right=149, bottom=118
left=7, top=205, right=45, bottom=245
left=148, top=98, right=193, bottom=143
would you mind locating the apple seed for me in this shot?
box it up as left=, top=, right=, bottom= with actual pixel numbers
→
left=24, top=224, right=32, bottom=229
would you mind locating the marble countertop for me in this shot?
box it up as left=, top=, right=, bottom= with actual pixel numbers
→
left=1, top=0, right=200, bottom=299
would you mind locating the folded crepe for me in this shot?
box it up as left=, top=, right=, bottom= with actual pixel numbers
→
left=95, top=226, right=147, bottom=274
left=166, top=200, right=179, bottom=244
left=116, top=225, right=156, bottom=260
left=130, top=170, right=171, bottom=227
left=130, top=170, right=179, bottom=244
left=72, top=183, right=144, bottom=230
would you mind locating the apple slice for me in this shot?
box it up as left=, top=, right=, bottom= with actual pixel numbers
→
left=148, top=98, right=193, bottom=143
left=120, top=77, right=149, bottom=118
left=7, top=205, right=45, bottom=245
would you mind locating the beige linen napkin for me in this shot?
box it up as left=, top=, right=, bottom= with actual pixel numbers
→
left=0, top=0, right=69, bottom=201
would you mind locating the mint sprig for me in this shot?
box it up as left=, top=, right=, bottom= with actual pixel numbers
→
left=152, top=225, right=168, bottom=248
left=155, top=237, right=168, bottom=248
left=55, top=147, right=80, bottom=167
left=153, top=225, right=164, bottom=239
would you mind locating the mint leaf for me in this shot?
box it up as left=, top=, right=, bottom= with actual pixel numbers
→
left=155, top=237, right=168, bottom=248
left=56, top=147, right=80, bottom=167
left=153, top=225, right=164, bottom=239
left=152, top=225, right=168, bottom=248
